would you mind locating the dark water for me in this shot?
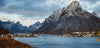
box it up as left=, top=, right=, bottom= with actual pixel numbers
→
left=14, top=34, right=100, bottom=48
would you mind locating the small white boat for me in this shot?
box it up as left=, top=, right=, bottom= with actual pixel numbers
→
left=97, top=38, right=100, bottom=41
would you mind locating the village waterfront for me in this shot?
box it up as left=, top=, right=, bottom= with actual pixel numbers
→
left=1, top=31, right=100, bottom=37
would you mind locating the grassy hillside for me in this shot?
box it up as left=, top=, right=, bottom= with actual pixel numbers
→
left=0, top=37, right=34, bottom=48
left=0, top=29, right=34, bottom=48
left=0, top=28, right=12, bottom=35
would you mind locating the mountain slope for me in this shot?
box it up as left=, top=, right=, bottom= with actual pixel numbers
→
left=0, top=20, right=41, bottom=33
left=27, top=21, right=42, bottom=33
left=0, top=21, right=25, bottom=33
left=34, top=1, right=100, bottom=34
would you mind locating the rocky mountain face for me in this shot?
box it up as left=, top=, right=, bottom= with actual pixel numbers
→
left=28, top=21, right=42, bottom=33
left=34, top=1, right=100, bottom=34
left=0, top=20, right=41, bottom=33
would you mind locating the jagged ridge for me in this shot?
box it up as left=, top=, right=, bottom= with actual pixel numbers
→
left=34, top=1, right=100, bottom=34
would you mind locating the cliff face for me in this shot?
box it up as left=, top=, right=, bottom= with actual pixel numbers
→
left=34, top=1, right=100, bottom=34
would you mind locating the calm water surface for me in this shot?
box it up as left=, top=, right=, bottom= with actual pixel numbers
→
left=14, top=34, right=100, bottom=48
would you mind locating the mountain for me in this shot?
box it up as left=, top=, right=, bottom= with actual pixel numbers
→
left=10, top=22, right=25, bottom=33
left=25, top=21, right=42, bottom=33
left=29, top=21, right=41, bottom=32
left=91, top=11, right=100, bottom=18
left=0, top=20, right=41, bottom=33
left=0, top=21, right=25, bottom=33
left=34, top=1, right=100, bottom=34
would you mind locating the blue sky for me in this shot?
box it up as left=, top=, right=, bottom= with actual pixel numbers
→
left=0, top=0, right=100, bottom=26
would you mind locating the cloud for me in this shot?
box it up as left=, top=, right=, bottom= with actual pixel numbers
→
left=0, top=0, right=52, bottom=17
left=19, top=17, right=44, bottom=27
left=0, top=12, right=45, bottom=26
left=0, top=0, right=100, bottom=26
left=0, top=12, right=22, bottom=22
left=0, top=0, right=99, bottom=17
left=0, top=0, right=81, bottom=17
left=81, top=0, right=100, bottom=4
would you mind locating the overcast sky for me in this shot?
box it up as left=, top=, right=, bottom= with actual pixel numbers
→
left=0, top=0, right=100, bottom=26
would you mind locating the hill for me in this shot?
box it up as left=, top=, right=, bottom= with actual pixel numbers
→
left=0, top=37, right=34, bottom=48
left=0, top=29, right=12, bottom=35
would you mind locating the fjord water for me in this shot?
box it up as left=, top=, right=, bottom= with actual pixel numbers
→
left=14, top=34, right=100, bottom=48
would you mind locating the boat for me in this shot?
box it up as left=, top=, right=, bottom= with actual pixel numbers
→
left=33, top=33, right=40, bottom=37
left=97, top=38, right=100, bottom=41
